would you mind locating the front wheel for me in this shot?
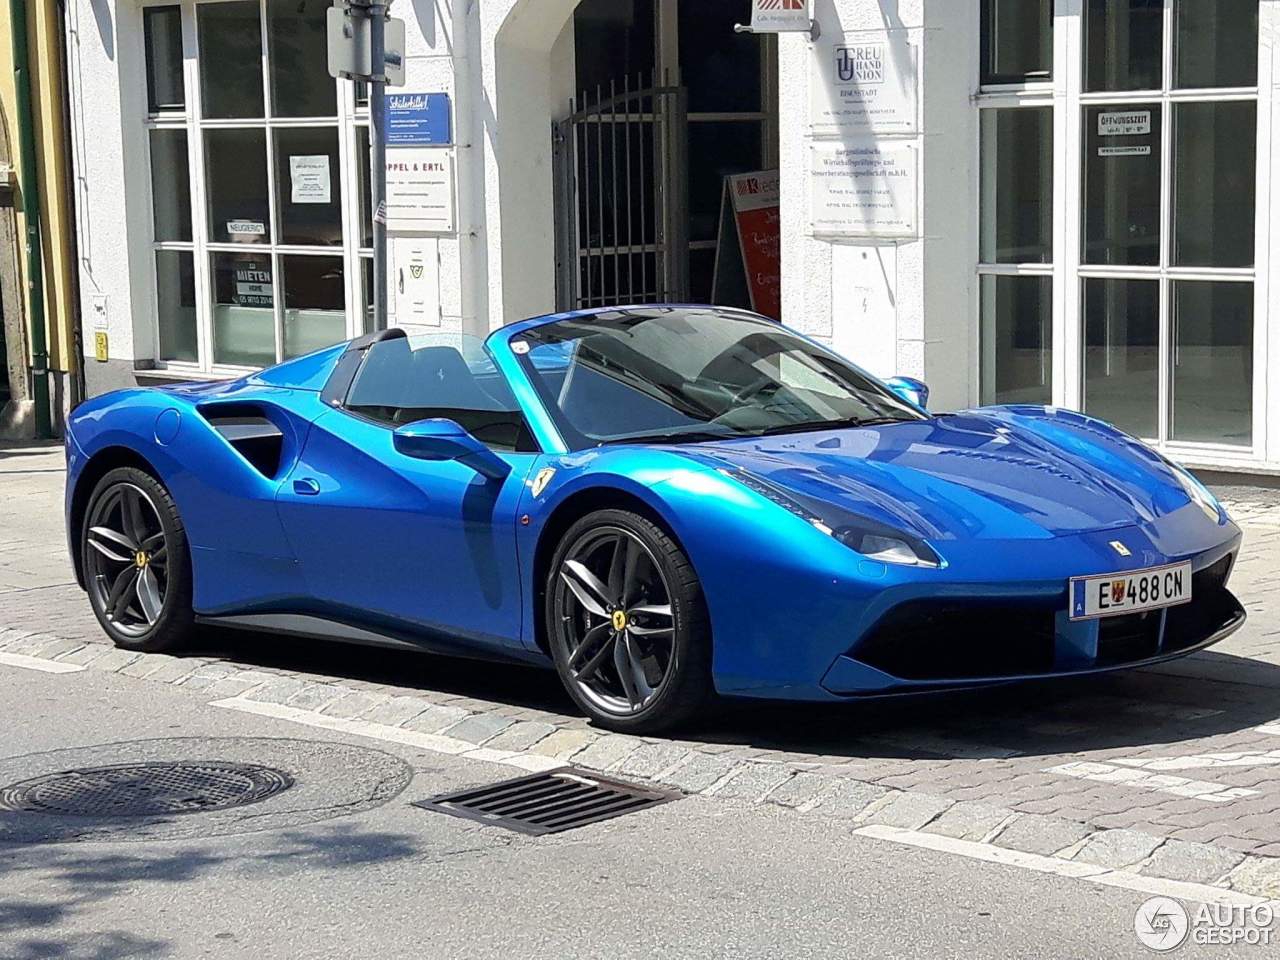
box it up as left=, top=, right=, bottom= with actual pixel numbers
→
left=81, top=466, right=194, bottom=653
left=546, top=509, right=712, bottom=734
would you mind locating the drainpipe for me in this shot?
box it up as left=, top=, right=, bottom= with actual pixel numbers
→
left=9, top=0, right=52, bottom=439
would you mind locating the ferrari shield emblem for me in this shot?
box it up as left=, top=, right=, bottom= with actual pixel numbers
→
left=531, top=467, right=556, bottom=498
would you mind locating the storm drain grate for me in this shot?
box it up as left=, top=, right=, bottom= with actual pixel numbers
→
left=0, top=762, right=294, bottom=818
left=413, top=768, right=680, bottom=835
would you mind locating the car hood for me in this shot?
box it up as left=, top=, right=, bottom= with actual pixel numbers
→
left=686, top=410, right=1197, bottom=542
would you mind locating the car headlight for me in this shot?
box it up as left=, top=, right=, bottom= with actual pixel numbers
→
left=721, top=467, right=941, bottom=567
left=833, top=528, right=940, bottom=568
left=1171, top=465, right=1225, bottom=523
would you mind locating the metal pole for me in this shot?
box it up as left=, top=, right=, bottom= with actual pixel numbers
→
left=369, top=2, right=389, bottom=332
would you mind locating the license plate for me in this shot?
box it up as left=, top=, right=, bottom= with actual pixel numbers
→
left=1069, top=562, right=1193, bottom=621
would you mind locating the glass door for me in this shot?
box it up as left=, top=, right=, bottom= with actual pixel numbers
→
left=1077, top=0, right=1258, bottom=450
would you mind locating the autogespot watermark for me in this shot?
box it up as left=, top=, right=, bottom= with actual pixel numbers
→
left=1134, top=897, right=1277, bottom=951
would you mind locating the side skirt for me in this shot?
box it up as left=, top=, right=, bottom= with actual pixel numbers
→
left=194, top=612, right=551, bottom=668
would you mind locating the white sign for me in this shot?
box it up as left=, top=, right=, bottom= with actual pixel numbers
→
left=1099, top=111, right=1152, bottom=136
left=811, top=30, right=918, bottom=135
left=392, top=238, right=441, bottom=328
left=810, top=141, right=918, bottom=239
left=750, top=0, right=811, bottom=33
left=385, top=148, right=456, bottom=234
left=1099, top=145, right=1152, bottom=157
left=289, top=155, right=331, bottom=205
left=227, top=220, right=266, bottom=237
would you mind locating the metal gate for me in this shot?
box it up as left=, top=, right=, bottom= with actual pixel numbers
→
left=552, top=76, right=688, bottom=311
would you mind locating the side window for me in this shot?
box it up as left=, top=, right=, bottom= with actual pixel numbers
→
left=345, top=336, right=538, bottom=453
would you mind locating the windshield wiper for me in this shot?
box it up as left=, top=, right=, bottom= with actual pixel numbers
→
left=603, top=429, right=739, bottom=447
left=754, top=416, right=914, bottom=438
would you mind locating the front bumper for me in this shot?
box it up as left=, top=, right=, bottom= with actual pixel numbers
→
left=819, top=548, right=1245, bottom=697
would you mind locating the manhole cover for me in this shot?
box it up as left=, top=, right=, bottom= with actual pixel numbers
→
left=0, top=761, right=294, bottom=817
left=0, top=738, right=412, bottom=844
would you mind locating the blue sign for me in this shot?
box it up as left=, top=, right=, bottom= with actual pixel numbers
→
left=385, top=93, right=452, bottom=147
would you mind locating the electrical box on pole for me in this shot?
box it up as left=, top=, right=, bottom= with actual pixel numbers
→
left=327, top=5, right=406, bottom=86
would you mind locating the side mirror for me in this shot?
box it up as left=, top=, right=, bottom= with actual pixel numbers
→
left=393, top=419, right=511, bottom=482
left=885, top=376, right=930, bottom=411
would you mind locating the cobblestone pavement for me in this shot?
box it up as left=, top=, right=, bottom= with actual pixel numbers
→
left=4, top=441, right=1280, bottom=899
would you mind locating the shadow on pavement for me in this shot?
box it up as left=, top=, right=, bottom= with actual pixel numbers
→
left=185, top=624, right=1280, bottom=764
left=0, top=822, right=431, bottom=960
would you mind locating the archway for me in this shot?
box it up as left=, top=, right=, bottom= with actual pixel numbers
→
left=482, top=0, right=778, bottom=325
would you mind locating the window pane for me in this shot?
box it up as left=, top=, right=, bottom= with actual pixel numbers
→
left=274, top=128, right=342, bottom=246
left=575, top=0, right=656, bottom=95
left=1172, top=282, right=1253, bottom=446
left=981, top=275, right=1052, bottom=405
left=1175, top=0, right=1259, bottom=89
left=1083, top=278, right=1159, bottom=439
left=679, top=1, right=761, bottom=112
left=282, top=256, right=346, bottom=358
left=144, top=7, right=184, bottom=112
left=980, top=108, right=1052, bottom=264
left=156, top=251, right=197, bottom=363
left=206, top=128, right=270, bottom=244
left=981, top=0, right=1052, bottom=84
left=1084, top=0, right=1163, bottom=92
left=198, top=1, right=264, bottom=119
left=212, top=252, right=276, bottom=367
left=266, top=0, right=336, bottom=117
left=1174, top=101, right=1256, bottom=268
left=149, top=129, right=191, bottom=243
left=1082, top=104, right=1162, bottom=266
left=357, top=126, right=373, bottom=249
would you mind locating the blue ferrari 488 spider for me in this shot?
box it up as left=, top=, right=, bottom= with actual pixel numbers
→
left=65, top=306, right=1244, bottom=732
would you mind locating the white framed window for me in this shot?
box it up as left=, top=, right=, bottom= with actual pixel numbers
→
left=142, top=0, right=373, bottom=376
left=978, top=0, right=1265, bottom=460
left=977, top=0, right=1055, bottom=407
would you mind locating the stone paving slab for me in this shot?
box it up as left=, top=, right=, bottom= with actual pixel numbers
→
left=5, top=445, right=1280, bottom=898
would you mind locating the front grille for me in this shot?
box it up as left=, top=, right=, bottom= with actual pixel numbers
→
left=1097, top=609, right=1161, bottom=665
left=1165, top=554, right=1241, bottom=652
left=852, top=553, right=1241, bottom=683
left=855, top=599, right=1059, bottom=680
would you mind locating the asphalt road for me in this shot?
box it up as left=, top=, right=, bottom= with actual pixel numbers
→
left=0, top=665, right=1263, bottom=960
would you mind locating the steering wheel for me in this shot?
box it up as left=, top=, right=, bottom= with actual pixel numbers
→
left=730, top=373, right=780, bottom=406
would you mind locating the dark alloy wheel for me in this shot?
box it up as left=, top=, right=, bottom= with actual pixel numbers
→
left=547, top=509, right=711, bottom=733
left=82, top=467, right=194, bottom=652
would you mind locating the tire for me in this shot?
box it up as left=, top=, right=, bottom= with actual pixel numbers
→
left=80, top=466, right=194, bottom=653
left=546, top=508, right=712, bottom=734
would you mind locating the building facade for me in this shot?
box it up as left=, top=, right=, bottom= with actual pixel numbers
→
left=68, top=0, right=1280, bottom=474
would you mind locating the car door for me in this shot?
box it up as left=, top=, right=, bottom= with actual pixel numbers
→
left=275, top=336, right=538, bottom=653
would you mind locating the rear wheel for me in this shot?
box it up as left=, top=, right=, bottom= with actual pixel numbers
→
left=81, top=467, right=194, bottom=653
left=547, top=509, right=711, bottom=734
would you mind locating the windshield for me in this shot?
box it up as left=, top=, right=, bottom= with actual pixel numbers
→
left=510, top=307, right=927, bottom=449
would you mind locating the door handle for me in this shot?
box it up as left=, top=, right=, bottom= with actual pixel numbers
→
left=293, top=478, right=321, bottom=496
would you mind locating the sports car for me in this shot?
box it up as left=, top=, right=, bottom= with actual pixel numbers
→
left=64, top=306, right=1245, bottom=732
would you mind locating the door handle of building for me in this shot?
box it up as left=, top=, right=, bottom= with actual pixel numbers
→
left=293, top=478, right=321, bottom=496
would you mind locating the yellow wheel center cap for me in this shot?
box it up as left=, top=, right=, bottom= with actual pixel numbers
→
left=135, top=551, right=149, bottom=568
left=611, top=610, right=628, bottom=632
